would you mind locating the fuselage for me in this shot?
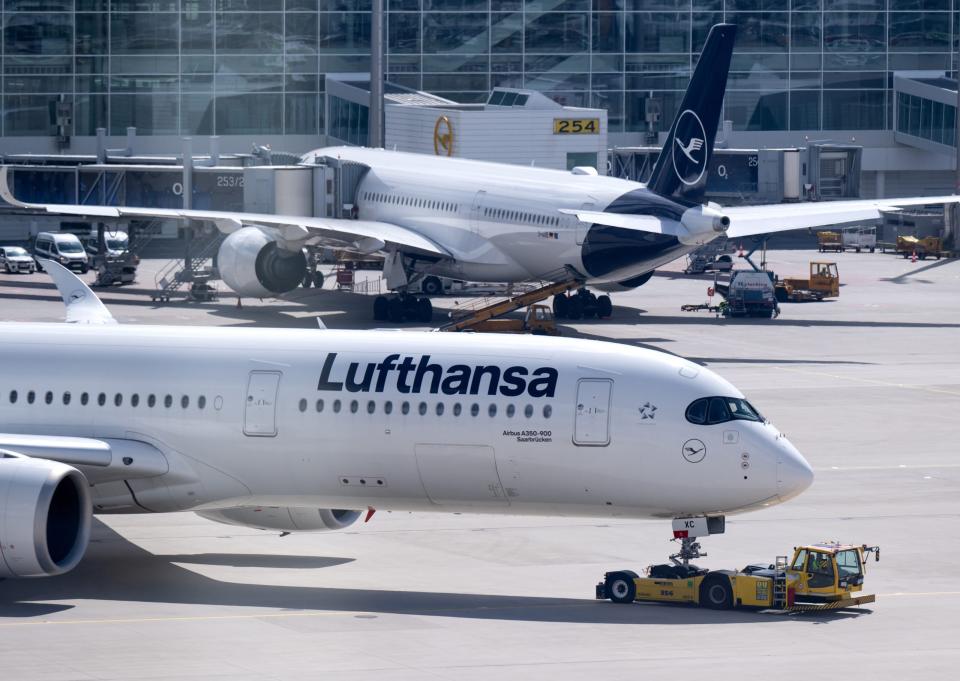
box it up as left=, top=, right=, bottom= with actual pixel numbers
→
left=304, top=146, right=692, bottom=286
left=0, top=323, right=812, bottom=519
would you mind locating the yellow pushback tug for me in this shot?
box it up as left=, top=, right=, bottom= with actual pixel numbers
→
left=597, top=518, right=879, bottom=612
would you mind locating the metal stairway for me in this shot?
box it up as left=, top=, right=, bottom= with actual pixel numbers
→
left=772, top=555, right=789, bottom=609
left=152, top=229, right=224, bottom=302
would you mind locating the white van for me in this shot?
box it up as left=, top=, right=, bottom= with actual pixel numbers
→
left=84, top=230, right=129, bottom=257
left=33, top=232, right=89, bottom=273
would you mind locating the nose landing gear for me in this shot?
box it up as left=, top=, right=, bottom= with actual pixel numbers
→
left=552, top=289, right=612, bottom=320
left=373, top=294, right=433, bottom=324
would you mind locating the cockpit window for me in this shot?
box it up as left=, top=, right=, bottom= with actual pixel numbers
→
left=686, top=397, right=764, bottom=425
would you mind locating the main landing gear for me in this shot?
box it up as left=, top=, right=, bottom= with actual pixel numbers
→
left=372, top=294, right=433, bottom=323
left=552, top=289, right=612, bottom=320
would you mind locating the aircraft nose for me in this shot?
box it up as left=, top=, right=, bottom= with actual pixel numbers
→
left=778, top=446, right=814, bottom=502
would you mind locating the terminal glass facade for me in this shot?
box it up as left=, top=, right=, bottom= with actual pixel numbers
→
left=0, top=1, right=957, bottom=138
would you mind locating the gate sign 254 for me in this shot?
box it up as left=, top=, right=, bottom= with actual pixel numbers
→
left=554, top=118, right=600, bottom=134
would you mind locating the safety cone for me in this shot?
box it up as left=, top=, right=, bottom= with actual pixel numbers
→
left=911, top=250, right=917, bottom=263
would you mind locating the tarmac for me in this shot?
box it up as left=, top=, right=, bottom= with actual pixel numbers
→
left=1, top=248, right=958, bottom=680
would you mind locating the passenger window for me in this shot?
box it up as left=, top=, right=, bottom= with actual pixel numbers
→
left=470, top=403, right=479, bottom=417
left=685, top=398, right=707, bottom=424
left=506, top=404, right=515, bottom=417
left=401, top=401, right=410, bottom=415
left=436, top=402, right=444, bottom=416
left=299, top=398, right=308, bottom=412
left=98, top=393, right=106, bottom=406
left=707, top=397, right=730, bottom=424
left=181, top=395, right=189, bottom=409
left=9, top=390, right=17, bottom=404
left=367, top=400, right=376, bottom=414
left=27, top=390, right=35, bottom=404
left=384, top=400, right=392, bottom=414
left=45, top=391, right=53, bottom=405
left=524, top=404, right=533, bottom=418
left=81, top=392, right=89, bottom=405
left=131, top=394, right=139, bottom=407
left=453, top=403, right=462, bottom=416
left=114, top=393, right=123, bottom=407
left=164, top=395, right=172, bottom=408
left=147, top=394, right=156, bottom=407
left=198, top=395, right=206, bottom=409
left=488, top=403, right=497, bottom=417
left=350, top=400, right=358, bottom=414
left=333, top=399, right=342, bottom=413
left=543, top=404, right=552, bottom=418
left=315, top=398, right=323, bottom=412
left=418, top=402, right=427, bottom=415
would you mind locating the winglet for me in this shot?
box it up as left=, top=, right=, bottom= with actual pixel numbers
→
left=40, top=259, right=118, bottom=325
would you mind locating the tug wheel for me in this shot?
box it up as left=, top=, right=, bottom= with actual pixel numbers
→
left=700, top=574, right=733, bottom=610
left=605, top=571, right=638, bottom=604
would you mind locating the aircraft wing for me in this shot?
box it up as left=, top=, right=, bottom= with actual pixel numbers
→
left=723, top=195, right=960, bottom=239
left=0, top=433, right=168, bottom=484
left=0, top=167, right=449, bottom=258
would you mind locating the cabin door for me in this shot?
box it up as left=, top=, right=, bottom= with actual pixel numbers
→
left=244, top=371, right=281, bottom=437
left=574, top=379, right=612, bottom=446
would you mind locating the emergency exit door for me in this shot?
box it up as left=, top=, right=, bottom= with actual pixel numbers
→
left=244, top=371, right=281, bottom=436
left=574, top=379, right=612, bottom=445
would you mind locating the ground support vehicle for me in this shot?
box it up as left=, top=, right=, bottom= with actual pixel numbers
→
left=458, top=304, right=559, bottom=335
left=438, top=273, right=581, bottom=332
left=840, top=227, right=876, bottom=253
left=896, top=235, right=942, bottom=260
left=597, top=520, right=879, bottom=612
left=774, top=261, right=839, bottom=302
left=715, top=270, right=779, bottom=318
left=93, top=256, right=137, bottom=286
left=817, top=231, right=843, bottom=252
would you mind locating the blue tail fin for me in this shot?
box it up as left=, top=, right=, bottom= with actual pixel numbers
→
left=646, top=24, right=736, bottom=202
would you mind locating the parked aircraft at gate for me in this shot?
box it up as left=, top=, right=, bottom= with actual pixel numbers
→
left=0, top=262, right=812, bottom=579
left=3, top=24, right=954, bottom=322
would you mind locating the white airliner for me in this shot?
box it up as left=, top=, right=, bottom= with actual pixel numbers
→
left=0, top=262, right=813, bottom=579
left=4, top=24, right=953, bottom=323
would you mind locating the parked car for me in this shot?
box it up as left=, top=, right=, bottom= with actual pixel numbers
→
left=33, top=232, right=89, bottom=273
left=0, top=245, right=37, bottom=274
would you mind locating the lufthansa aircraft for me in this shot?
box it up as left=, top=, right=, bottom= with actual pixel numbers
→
left=0, top=262, right=813, bottom=579
left=4, top=24, right=951, bottom=322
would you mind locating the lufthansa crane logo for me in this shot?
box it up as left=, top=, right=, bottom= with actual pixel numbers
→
left=433, top=115, right=454, bottom=156
left=671, top=109, right=708, bottom=187
left=682, top=438, right=707, bottom=463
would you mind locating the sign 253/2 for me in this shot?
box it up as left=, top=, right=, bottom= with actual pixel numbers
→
left=554, top=118, right=600, bottom=134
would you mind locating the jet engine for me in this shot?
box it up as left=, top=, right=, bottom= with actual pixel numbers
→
left=0, top=455, right=92, bottom=578
left=217, top=227, right=307, bottom=298
left=196, top=507, right=363, bottom=533
left=593, top=270, right=655, bottom=292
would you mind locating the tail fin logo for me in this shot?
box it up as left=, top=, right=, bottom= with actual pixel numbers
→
left=671, top=109, right=709, bottom=187
left=675, top=136, right=704, bottom=163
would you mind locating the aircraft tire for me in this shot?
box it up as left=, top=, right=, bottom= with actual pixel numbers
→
left=314, top=272, right=324, bottom=288
left=605, top=571, right=638, bottom=604
left=553, top=294, right=569, bottom=319
left=373, top=296, right=389, bottom=321
left=566, top=296, right=583, bottom=320
left=597, top=295, right=613, bottom=318
left=387, top=297, right=405, bottom=323
left=301, top=274, right=312, bottom=288
left=699, top=574, right=733, bottom=610
left=422, top=276, right=443, bottom=296
left=417, top=297, right=433, bottom=323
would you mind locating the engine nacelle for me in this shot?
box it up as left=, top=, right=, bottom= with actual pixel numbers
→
left=593, top=270, right=655, bottom=292
left=0, top=455, right=92, bottom=578
left=217, top=227, right=307, bottom=298
left=196, top=507, right=362, bottom=533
